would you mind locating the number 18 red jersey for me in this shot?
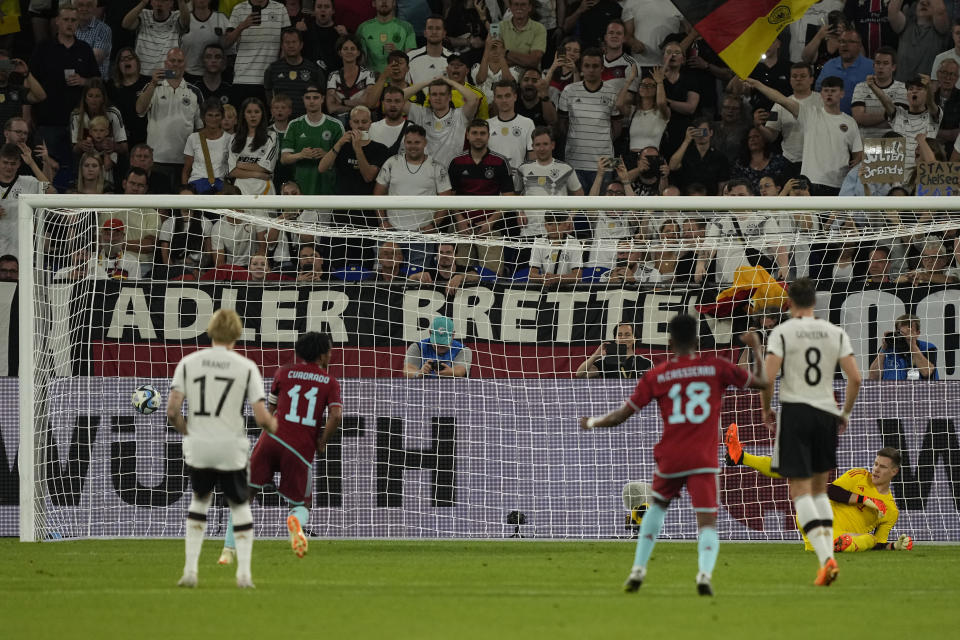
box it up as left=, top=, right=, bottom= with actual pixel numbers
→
left=627, top=354, right=751, bottom=476
left=269, top=363, right=342, bottom=460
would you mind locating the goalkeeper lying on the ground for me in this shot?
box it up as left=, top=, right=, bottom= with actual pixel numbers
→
left=725, top=424, right=913, bottom=552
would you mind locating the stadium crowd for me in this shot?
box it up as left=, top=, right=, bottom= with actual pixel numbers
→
left=0, top=0, right=959, bottom=287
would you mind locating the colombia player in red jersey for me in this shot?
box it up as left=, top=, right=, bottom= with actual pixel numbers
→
left=219, top=332, right=342, bottom=563
left=581, top=314, right=766, bottom=596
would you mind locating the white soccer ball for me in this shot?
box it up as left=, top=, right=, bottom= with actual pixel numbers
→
left=132, top=384, right=162, bottom=415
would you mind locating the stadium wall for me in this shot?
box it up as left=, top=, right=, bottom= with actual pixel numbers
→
left=2, top=378, right=958, bottom=540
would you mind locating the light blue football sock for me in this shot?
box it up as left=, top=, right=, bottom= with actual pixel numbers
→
left=224, top=511, right=235, bottom=550
left=633, top=503, right=667, bottom=569
left=697, top=525, right=720, bottom=576
left=290, top=505, right=309, bottom=528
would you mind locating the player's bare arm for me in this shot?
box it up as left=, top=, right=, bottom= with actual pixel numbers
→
left=251, top=399, right=278, bottom=434
left=166, top=389, right=188, bottom=434
left=579, top=404, right=635, bottom=431
left=317, top=404, right=343, bottom=454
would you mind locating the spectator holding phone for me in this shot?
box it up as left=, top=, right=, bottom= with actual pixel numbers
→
left=667, top=120, right=729, bottom=196
left=122, top=0, right=190, bottom=80
left=403, top=315, right=471, bottom=378
left=224, top=0, right=291, bottom=105
left=575, top=323, right=651, bottom=379
left=868, top=314, right=939, bottom=381
left=136, top=48, right=203, bottom=185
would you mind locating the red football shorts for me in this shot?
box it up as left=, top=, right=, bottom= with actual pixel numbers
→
left=651, top=471, right=718, bottom=511
left=249, top=434, right=312, bottom=505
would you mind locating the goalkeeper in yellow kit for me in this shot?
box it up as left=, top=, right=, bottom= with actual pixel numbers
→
left=726, top=425, right=913, bottom=552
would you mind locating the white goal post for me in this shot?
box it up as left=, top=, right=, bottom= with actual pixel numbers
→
left=14, top=194, right=960, bottom=542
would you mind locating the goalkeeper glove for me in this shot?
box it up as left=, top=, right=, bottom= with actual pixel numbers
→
left=857, top=494, right=887, bottom=517
left=893, top=534, right=913, bottom=551
left=834, top=534, right=854, bottom=552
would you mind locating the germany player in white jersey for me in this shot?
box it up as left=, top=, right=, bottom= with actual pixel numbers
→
left=167, top=309, right=277, bottom=589
left=762, top=277, right=862, bottom=586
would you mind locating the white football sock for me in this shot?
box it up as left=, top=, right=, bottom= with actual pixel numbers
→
left=813, top=492, right=835, bottom=560
left=230, top=501, right=254, bottom=580
left=184, top=492, right=212, bottom=576
left=794, top=494, right=831, bottom=565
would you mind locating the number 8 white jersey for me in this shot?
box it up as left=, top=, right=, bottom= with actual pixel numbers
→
left=767, top=316, right=853, bottom=416
left=171, top=345, right=266, bottom=471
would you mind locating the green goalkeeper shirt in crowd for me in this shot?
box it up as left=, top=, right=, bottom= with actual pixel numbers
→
left=281, top=113, right=344, bottom=195
left=356, top=17, right=417, bottom=73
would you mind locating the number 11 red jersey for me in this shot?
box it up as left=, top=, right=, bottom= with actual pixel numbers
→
left=269, top=363, right=342, bottom=460
left=627, top=354, right=751, bottom=476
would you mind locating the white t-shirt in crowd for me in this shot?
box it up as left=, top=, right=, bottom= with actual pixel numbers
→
left=620, top=0, right=684, bottom=67
left=931, top=49, right=960, bottom=89
left=407, top=45, right=452, bottom=85
left=184, top=131, right=233, bottom=182
left=134, top=10, right=185, bottom=76
left=517, top=158, right=581, bottom=236
left=530, top=236, right=584, bottom=275
left=182, top=11, right=233, bottom=77
left=628, top=106, right=668, bottom=151
left=487, top=113, right=534, bottom=174
left=798, top=100, right=863, bottom=188
left=851, top=79, right=907, bottom=138
left=228, top=1, right=291, bottom=85
left=707, top=213, right=786, bottom=284
left=764, top=92, right=822, bottom=163
left=558, top=81, right=619, bottom=171
left=368, top=119, right=407, bottom=152
left=376, top=154, right=452, bottom=230
left=69, top=107, right=128, bottom=145
left=211, top=218, right=259, bottom=266
left=145, top=80, right=204, bottom=164
left=889, top=105, right=941, bottom=170
left=228, top=131, right=279, bottom=195
left=0, top=175, right=44, bottom=258
left=408, top=103, right=470, bottom=168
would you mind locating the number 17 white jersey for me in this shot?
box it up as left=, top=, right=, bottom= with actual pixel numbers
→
left=766, top=316, right=853, bottom=416
left=171, top=345, right=266, bottom=471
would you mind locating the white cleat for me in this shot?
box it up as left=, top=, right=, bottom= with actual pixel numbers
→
left=177, top=572, right=198, bottom=588
left=236, top=575, right=256, bottom=589
left=623, top=566, right=646, bottom=592
left=217, top=547, right=235, bottom=565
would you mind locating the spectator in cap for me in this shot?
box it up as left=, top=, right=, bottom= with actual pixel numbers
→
left=84, top=218, right=144, bottom=280
left=403, top=315, right=472, bottom=378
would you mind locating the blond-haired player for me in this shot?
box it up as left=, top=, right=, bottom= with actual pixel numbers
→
left=167, top=309, right=278, bottom=588
left=726, top=428, right=913, bottom=552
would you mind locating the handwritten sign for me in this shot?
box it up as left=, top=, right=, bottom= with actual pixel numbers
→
left=862, top=137, right=905, bottom=184
left=916, top=162, right=960, bottom=196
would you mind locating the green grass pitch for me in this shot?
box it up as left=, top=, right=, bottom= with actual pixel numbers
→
left=2, top=539, right=958, bottom=639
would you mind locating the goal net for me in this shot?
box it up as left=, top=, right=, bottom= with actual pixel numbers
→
left=11, top=194, right=960, bottom=542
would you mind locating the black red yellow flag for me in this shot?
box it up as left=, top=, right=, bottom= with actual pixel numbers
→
left=670, top=0, right=817, bottom=78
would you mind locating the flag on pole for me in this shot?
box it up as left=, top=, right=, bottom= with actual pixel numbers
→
left=669, top=0, right=818, bottom=79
